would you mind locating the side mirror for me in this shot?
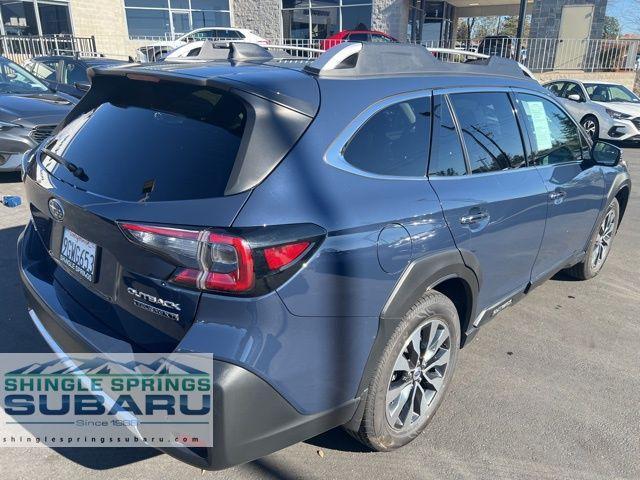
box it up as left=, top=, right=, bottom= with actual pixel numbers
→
left=2, top=196, right=21, bottom=208
left=592, top=141, right=621, bottom=167
left=74, top=82, right=90, bottom=92
left=567, top=94, right=582, bottom=102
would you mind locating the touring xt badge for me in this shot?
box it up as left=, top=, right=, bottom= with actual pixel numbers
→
left=127, top=287, right=181, bottom=322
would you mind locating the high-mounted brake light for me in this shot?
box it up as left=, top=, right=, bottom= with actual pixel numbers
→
left=118, top=223, right=324, bottom=295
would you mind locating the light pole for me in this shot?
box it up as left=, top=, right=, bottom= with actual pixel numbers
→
left=515, top=0, right=527, bottom=61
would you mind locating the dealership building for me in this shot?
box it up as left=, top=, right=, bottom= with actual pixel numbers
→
left=0, top=0, right=608, bottom=59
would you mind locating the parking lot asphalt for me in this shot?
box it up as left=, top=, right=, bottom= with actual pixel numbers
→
left=0, top=149, right=638, bottom=480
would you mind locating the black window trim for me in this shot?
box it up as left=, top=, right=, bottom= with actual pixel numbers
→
left=426, top=94, right=471, bottom=178
left=325, top=89, right=432, bottom=181
left=510, top=87, right=589, bottom=168
left=431, top=86, right=531, bottom=178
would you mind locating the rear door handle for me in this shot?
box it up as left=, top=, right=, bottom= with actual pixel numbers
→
left=460, top=212, right=489, bottom=225
left=549, top=190, right=567, bottom=201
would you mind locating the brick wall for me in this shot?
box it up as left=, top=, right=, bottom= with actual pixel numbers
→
left=529, top=0, right=608, bottom=40
left=372, top=0, right=409, bottom=42
left=69, top=0, right=137, bottom=60
left=232, top=0, right=282, bottom=39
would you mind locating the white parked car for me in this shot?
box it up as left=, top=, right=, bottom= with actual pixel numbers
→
left=136, top=27, right=268, bottom=62
left=544, top=79, right=640, bottom=143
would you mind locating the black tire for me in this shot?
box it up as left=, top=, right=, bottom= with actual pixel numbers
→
left=581, top=115, right=600, bottom=140
left=566, top=198, right=619, bottom=280
left=346, top=290, right=460, bottom=451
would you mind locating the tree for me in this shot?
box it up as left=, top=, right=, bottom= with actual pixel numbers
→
left=497, top=15, right=531, bottom=37
left=603, top=16, right=621, bottom=39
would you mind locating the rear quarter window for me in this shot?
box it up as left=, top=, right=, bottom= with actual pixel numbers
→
left=343, top=96, right=431, bottom=177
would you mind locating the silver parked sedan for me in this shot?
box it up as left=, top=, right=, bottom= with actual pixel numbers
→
left=544, top=79, right=640, bottom=143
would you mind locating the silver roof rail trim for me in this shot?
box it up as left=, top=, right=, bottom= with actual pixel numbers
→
left=304, top=42, right=363, bottom=75
left=427, top=47, right=537, bottom=81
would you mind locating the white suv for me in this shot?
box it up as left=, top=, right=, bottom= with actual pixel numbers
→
left=137, top=27, right=268, bottom=62
left=544, top=79, right=640, bottom=143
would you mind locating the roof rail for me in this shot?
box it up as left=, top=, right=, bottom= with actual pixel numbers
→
left=427, top=47, right=537, bottom=80
left=304, top=42, right=530, bottom=79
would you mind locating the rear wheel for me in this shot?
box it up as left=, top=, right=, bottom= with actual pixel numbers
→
left=581, top=115, right=599, bottom=140
left=566, top=198, right=619, bottom=280
left=347, top=291, right=460, bottom=451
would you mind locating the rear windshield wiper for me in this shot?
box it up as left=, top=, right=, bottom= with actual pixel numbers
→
left=41, top=148, right=88, bottom=180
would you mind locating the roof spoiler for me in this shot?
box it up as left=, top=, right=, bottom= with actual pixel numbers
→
left=304, top=42, right=530, bottom=79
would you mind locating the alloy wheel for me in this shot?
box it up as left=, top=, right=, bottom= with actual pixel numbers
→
left=385, top=319, right=451, bottom=430
left=592, top=208, right=616, bottom=270
left=582, top=119, right=597, bottom=138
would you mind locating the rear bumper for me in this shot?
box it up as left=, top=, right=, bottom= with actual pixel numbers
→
left=18, top=225, right=359, bottom=469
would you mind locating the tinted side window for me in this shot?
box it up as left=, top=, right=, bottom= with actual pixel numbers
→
left=546, top=82, right=565, bottom=96
left=562, top=83, right=585, bottom=101
left=63, top=61, right=88, bottom=84
left=348, top=33, right=369, bottom=41
left=343, top=97, right=430, bottom=177
left=428, top=97, right=466, bottom=177
left=516, top=93, right=582, bottom=166
left=449, top=92, right=526, bottom=173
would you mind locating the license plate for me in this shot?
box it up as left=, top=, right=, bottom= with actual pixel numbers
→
left=60, top=228, right=98, bottom=282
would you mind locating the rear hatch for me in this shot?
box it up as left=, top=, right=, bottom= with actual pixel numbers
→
left=23, top=65, right=317, bottom=351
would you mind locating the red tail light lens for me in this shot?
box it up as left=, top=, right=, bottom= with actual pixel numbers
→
left=119, top=223, right=324, bottom=295
left=120, top=224, right=254, bottom=293
left=173, top=233, right=254, bottom=293
left=264, top=242, right=310, bottom=271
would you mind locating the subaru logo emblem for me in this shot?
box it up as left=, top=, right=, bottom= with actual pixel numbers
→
left=48, top=198, right=65, bottom=222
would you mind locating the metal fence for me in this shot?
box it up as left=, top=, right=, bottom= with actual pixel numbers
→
left=275, top=37, right=640, bottom=72
left=0, top=35, right=97, bottom=64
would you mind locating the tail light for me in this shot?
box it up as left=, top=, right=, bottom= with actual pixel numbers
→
left=119, top=223, right=323, bottom=295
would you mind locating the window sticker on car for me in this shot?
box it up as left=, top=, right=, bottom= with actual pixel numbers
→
left=523, top=100, right=553, bottom=151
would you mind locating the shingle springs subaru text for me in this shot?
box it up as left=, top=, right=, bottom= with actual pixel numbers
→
left=18, top=42, right=631, bottom=469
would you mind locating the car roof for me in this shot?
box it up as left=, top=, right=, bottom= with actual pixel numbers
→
left=90, top=43, right=542, bottom=117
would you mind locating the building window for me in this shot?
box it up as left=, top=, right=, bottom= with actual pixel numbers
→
left=421, top=0, right=454, bottom=45
left=38, top=1, right=72, bottom=34
left=0, top=0, right=71, bottom=36
left=282, top=0, right=372, bottom=42
left=124, top=0, right=231, bottom=39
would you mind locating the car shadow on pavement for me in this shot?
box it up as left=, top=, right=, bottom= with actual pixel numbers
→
left=0, top=225, right=50, bottom=353
left=0, top=172, right=21, bottom=184
left=50, top=447, right=162, bottom=469
left=305, top=427, right=370, bottom=453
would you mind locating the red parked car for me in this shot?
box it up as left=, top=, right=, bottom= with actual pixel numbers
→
left=320, top=30, right=397, bottom=50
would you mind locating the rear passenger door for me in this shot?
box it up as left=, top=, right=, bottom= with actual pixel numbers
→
left=428, top=91, right=549, bottom=314
left=514, top=92, right=604, bottom=281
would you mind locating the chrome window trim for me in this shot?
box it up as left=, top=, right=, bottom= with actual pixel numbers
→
left=324, top=89, right=432, bottom=181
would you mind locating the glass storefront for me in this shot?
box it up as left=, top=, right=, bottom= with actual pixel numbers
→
left=407, top=0, right=455, bottom=45
left=0, top=0, right=71, bottom=36
left=422, top=1, right=453, bottom=44
left=124, top=0, right=231, bottom=38
left=282, top=0, right=372, bottom=41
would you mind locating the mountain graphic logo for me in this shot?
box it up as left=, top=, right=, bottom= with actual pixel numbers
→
left=7, top=356, right=208, bottom=376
